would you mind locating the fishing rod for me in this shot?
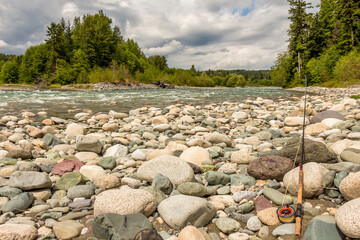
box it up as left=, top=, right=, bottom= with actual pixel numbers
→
left=295, top=75, right=307, bottom=236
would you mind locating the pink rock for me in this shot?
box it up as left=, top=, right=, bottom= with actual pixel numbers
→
left=255, top=196, right=273, bottom=212
left=51, top=160, right=85, bottom=176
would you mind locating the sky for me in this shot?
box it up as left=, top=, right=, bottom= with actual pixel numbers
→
left=0, top=0, right=320, bottom=70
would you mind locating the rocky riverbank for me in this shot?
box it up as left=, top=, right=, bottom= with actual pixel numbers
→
left=0, top=88, right=359, bottom=240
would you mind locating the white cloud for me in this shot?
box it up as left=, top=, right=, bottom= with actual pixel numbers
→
left=62, top=2, right=80, bottom=20
left=0, top=40, right=9, bottom=48
left=146, top=40, right=183, bottom=56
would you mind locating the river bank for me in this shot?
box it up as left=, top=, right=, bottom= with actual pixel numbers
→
left=0, top=86, right=359, bottom=239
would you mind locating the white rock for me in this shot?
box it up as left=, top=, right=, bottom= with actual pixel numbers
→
left=335, top=198, right=360, bottom=238
left=103, top=144, right=128, bottom=158
left=179, top=147, right=212, bottom=166
left=79, top=165, right=106, bottom=181
left=284, top=117, right=309, bottom=127
left=321, top=118, right=344, bottom=128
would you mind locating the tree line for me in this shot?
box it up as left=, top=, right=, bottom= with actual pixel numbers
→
left=272, top=0, right=360, bottom=88
left=0, top=11, right=273, bottom=88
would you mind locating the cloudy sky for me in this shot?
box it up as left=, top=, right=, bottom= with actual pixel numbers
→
left=0, top=0, right=320, bottom=70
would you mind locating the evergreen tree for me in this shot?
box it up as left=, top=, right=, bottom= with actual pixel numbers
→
left=0, top=61, right=19, bottom=83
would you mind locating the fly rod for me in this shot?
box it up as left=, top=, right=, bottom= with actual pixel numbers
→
left=295, top=75, right=307, bottom=236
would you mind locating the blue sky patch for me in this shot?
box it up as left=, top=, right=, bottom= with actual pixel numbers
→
left=232, top=0, right=256, bottom=16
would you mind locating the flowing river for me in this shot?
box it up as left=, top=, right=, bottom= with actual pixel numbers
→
left=0, top=87, right=303, bottom=119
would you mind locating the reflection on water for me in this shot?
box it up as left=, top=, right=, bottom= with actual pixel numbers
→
left=0, top=88, right=303, bottom=119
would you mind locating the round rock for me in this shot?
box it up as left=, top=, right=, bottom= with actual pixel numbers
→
left=335, top=198, right=360, bottom=238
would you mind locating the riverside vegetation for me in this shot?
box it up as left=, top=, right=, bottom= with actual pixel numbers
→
left=0, top=86, right=359, bottom=239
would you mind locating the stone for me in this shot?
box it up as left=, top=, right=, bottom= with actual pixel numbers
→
left=99, top=157, right=116, bottom=170
left=42, top=133, right=64, bottom=147
left=6, top=149, right=32, bottom=160
left=54, top=172, right=88, bottom=190
left=284, top=117, right=309, bottom=126
left=322, top=118, right=345, bottom=128
left=0, top=186, right=22, bottom=199
left=93, top=213, right=153, bottom=240
left=323, top=170, right=336, bottom=187
left=179, top=146, right=212, bottom=166
left=94, top=188, right=156, bottom=217
left=103, top=144, right=128, bottom=158
left=153, top=124, right=170, bottom=132
left=340, top=150, right=360, bottom=164
left=68, top=199, right=93, bottom=209
left=67, top=184, right=95, bottom=199
left=137, top=155, right=194, bottom=186
left=140, top=186, right=167, bottom=206
left=0, top=224, right=37, bottom=240
left=2, top=192, right=34, bottom=213
left=93, top=174, right=120, bottom=189
left=102, top=123, right=119, bottom=131
left=27, top=126, right=44, bottom=138
left=230, top=150, right=254, bottom=164
left=305, top=123, right=330, bottom=136
left=258, top=226, right=269, bottom=239
left=228, top=233, right=250, bottom=240
left=304, top=215, right=344, bottom=240
left=152, top=173, right=173, bottom=195
left=8, top=171, right=51, bottom=190
left=53, top=220, right=84, bottom=240
left=152, top=116, right=168, bottom=125
left=205, top=132, right=232, bottom=147
left=257, top=207, right=280, bottom=226
left=230, top=174, right=256, bottom=187
left=215, top=217, right=241, bottom=234
left=0, top=157, right=17, bottom=165
left=233, top=191, right=257, bottom=203
left=237, top=201, right=254, bottom=214
left=134, top=229, right=163, bottom=240
left=177, top=182, right=207, bottom=197
left=65, top=123, right=85, bottom=138
left=310, top=110, right=345, bottom=124
left=335, top=198, right=360, bottom=238
left=146, top=149, right=174, bottom=160
left=247, top=155, right=293, bottom=181
left=178, top=226, right=206, bottom=240
left=283, top=162, right=329, bottom=198
left=205, top=171, right=230, bottom=185
left=278, top=137, right=337, bottom=164
left=339, top=171, right=360, bottom=200
left=76, top=135, right=103, bottom=154
left=272, top=223, right=296, bottom=236
left=263, top=188, right=293, bottom=206
left=321, top=162, right=360, bottom=173
left=74, top=151, right=98, bottom=162
left=51, top=160, right=84, bottom=176
left=232, top=111, right=248, bottom=120
left=158, top=195, right=216, bottom=229
left=247, top=216, right=262, bottom=232
left=121, top=177, right=142, bottom=189
left=131, top=149, right=147, bottom=161
left=334, top=171, right=348, bottom=188
left=79, top=165, right=106, bottom=181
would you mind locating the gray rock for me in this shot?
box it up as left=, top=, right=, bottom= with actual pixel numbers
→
left=103, top=144, right=128, bottom=158
left=237, top=201, right=254, bottom=214
left=6, top=150, right=32, bottom=160
left=2, top=192, right=34, bottom=213
left=340, top=150, right=360, bottom=164
left=277, top=137, right=337, bottom=164
left=272, top=223, right=296, bottom=236
left=321, top=162, right=360, bottom=173
left=304, top=215, right=344, bottom=240
left=0, top=157, right=17, bottom=165
left=323, top=170, right=336, bottom=187
left=18, top=162, right=40, bottom=172
left=151, top=173, right=173, bottom=195
left=42, top=133, right=64, bottom=147
left=205, top=171, right=230, bottom=185
left=93, top=213, right=153, bottom=240
left=67, top=185, right=95, bottom=199
left=217, top=186, right=230, bottom=195
left=76, top=135, right=103, bottom=154
left=263, top=188, right=293, bottom=206
left=140, top=186, right=167, bottom=206
left=215, top=217, right=241, bottom=234
left=233, top=191, right=257, bottom=203
left=158, top=195, right=216, bottom=229
left=310, top=110, right=345, bottom=124
left=0, top=186, right=22, bottom=199
left=8, top=171, right=52, bottom=190
left=334, top=171, right=348, bottom=188
left=247, top=216, right=262, bottom=232
left=177, top=182, right=207, bottom=197
left=224, top=207, right=255, bottom=224
left=68, top=199, right=93, bottom=209
left=98, top=157, right=116, bottom=170
left=51, top=117, right=66, bottom=124
left=230, top=174, right=256, bottom=186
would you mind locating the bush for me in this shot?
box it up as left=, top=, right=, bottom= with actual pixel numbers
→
left=333, top=50, right=360, bottom=86
left=0, top=61, right=19, bottom=83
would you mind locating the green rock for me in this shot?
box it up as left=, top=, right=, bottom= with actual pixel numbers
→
left=208, top=148, right=219, bottom=158
left=201, top=120, right=216, bottom=128
left=325, top=189, right=340, bottom=198
left=334, top=171, right=348, bottom=188
left=264, top=129, right=282, bottom=139
left=0, top=186, right=22, bottom=199
left=98, top=157, right=116, bottom=170
left=323, top=170, right=336, bottom=187
left=93, top=213, right=153, bottom=240
left=152, top=173, right=173, bottom=195
left=263, top=188, right=293, bottom=206
left=0, top=157, right=18, bottom=165
left=340, top=150, right=360, bottom=164
left=205, top=171, right=230, bottom=185
left=265, top=115, right=277, bottom=121
left=351, top=126, right=360, bottom=132
left=254, top=131, right=273, bottom=141
left=200, top=165, right=217, bottom=173
left=140, top=186, right=167, bottom=206
left=42, top=133, right=64, bottom=147
left=54, top=172, right=88, bottom=190
left=230, top=174, right=256, bottom=186
left=2, top=192, right=34, bottom=213
left=177, top=182, right=207, bottom=197
left=237, top=201, right=254, bottom=214
left=303, top=215, right=344, bottom=240
left=217, top=186, right=231, bottom=195
left=333, top=120, right=355, bottom=130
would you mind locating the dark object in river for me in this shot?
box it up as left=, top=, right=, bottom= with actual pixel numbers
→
left=153, top=80, right=175, bottom=89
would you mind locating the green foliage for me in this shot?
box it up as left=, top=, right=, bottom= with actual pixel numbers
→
left=225, top=74, right=246, bottom=87
left=270, top=52, right=291, bottom=87
left=0, top=61, right=19, bottom=83
left=333, top=50, right=360, bottom=85
left=350, top=95, right=360, bottom=99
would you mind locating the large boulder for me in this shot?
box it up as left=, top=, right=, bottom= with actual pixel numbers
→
left=277, top=137, right=337, bottom=164
left=93, top=213, right=153, bottom=240
left=339, top=171, right=360, bottom=200
left=335, top=198, right=360, bottom=238
left=247, top=155, right=293, bottom=181
left=158, top=195, right=216, bottom=229
left=137, top=155, right=194, bottom=186
left=283, top=162, right=329, bottom=198
left=304, top=215, right=344, bottom=240
left=94, top=188, right=156, bottom=217
left=0, top=224, right=37, bottom=240
left=8, top=171, right=52, bottom=190
left=310, top=110, right=345, bottom=124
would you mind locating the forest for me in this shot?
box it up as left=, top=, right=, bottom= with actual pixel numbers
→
left=0, top=10, right=269, bottom=88
left=271, top=0, right=360, bottom=88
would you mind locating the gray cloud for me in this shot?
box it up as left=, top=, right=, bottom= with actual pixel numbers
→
left=0, top=0, right=320, bottom=70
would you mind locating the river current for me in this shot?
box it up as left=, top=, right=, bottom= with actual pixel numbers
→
left=0, top=88, right=303, bottom=119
